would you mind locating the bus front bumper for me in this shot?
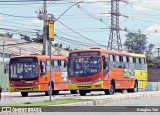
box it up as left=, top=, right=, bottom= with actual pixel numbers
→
left=69, top=81, right=103, bottom=90
left=10, top=85, right=40, bottom=92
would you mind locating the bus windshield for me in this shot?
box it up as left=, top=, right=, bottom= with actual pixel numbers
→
left=68, top=57, right=101, bottom=77
left=10, top=57, right=38, bottom=80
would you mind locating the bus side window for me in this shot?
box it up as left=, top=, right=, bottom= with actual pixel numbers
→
left=109, top=54, right=115, bottom=68
left=135, top=57, right=140, bottom=70
left=122, top=56, right=128, bottom=69
left=141, top=58, right=146, bottom=70
left=129, top=57, right=135, bottom=70
left=53, top=60, right=60, bottom=72
left=60, top=60, right=67, bottom=72
left=115, top=55, right=122, bottom=68
left=40, top=61, right=46, bottom=75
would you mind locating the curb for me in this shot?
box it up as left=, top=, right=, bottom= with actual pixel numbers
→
left=56, top=91, right=160, bottom=106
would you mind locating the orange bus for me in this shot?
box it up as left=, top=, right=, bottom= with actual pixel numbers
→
left=68, top=48, right=147, bottom=96
left=8, top=54, right=77, bottom=97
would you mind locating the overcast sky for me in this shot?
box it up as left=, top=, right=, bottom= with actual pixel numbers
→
left=0, top=0, right=160, bottom=49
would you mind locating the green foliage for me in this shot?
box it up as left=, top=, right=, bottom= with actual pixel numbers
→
left=124, top=32, right=148, bottom=54
left=4, top=98, right=92, bottom=106
left=5, top=32, right=13, bottom=38
left=34, top=33, right=43, bottom=43
left=64, top=46, right=71, bottom=51
left=20, top=34, right=31, bottom=41
left=146, top=55, right=156, bottom=67
left=0, top=33, right=5, bottom=37
left=146, top=54, right=160, bottom=68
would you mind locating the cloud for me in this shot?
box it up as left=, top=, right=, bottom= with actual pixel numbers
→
left=144, top=24, right=160, bottom=36
left=0, top=15, right=4, bottom=20
left=143, top=24, right=160, bottom=44
left=131, top=0, right=160, bottom=11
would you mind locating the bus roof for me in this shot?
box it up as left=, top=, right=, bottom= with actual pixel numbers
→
left=10, top=55, right=67, bottom=60
left=69, top=49, right=146, bottom=57
left=129, top=53, right=146, bottom=58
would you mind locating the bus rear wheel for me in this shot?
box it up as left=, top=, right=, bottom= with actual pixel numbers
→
left=104, top=82, right=115, bottom=95
left=79, top=90, right=86, bottom=96
left=128, top=81, right=138, bottom=93
left=45, top=82, right=53, bottom=96
left=21, top=92, right=28, bottom=97
left=52, top=90, right=59, bottom=95
left=70, top=90, right=78, bottom=94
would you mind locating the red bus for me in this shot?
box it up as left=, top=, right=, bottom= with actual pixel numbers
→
left=7, top=54, right=77, bottom=97
left=68, top=48, right=147, bottom=96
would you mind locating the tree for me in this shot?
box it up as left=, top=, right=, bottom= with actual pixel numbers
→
left=146, top=43, right=154, bottom=56
left=20, top=34, right=31, bottom=41
left=32, top=33, right=43, bottom=43
left=64, top=46, right=71, bottom=51
left=124, top=32, right=148, bottom=54
left=5, top=32, right=13, bottom=38
left=0, top=33, right=5, bottom=37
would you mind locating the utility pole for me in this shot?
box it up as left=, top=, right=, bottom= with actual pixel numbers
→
left=107, top=0, right=128, bottom=51
left=37, top=0, right=48, bottom=55
left=43, top=0, right=48, bottom=55
left=37, top=0, right=54, bottom=102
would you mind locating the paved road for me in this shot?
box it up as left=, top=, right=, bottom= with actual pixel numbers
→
left=1, top=91, right=160, bottom=105
left=1, top=91, right=160, bottom=115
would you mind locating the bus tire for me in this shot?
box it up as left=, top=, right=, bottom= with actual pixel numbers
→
left=132, top=81, right=138, bottom=92
left=79, top=90, right=86, bottom=96
left=104, top=82, right=115, bottom=95
left=21, top=92, right=28, bottom=97
left=52, top=90, right=59, bottom=95
left=45, top=82, right=53, bottom=96
left=70, top=90, right=78, bottom=94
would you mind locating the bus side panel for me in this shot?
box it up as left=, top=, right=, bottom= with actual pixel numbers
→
left=39, top=73, right=50, bottom=91
left=104, top=68, right=135, bottom=89
left=52, top=72, right=68, bottom=90
left=134, top=70, right=147, bottom=89
left=54, top=82, right=68, bottom=90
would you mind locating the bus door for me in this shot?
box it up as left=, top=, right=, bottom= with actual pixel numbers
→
left=52, top=60, right=68, bottom=90
left=39, top=60, right=48, bottom=91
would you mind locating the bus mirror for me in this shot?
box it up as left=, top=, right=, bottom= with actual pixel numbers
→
left=102, top=56, right=106, bottom=69
left=4, top=68, right=6, bottom=74
left=64, top=60, right=67, bottom=68
left=40, top=63, right=44, bottom=69
left=4, top=65, right=8, bottom=74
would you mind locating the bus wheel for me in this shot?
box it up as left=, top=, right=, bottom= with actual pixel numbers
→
left=104, top=82, right=115, bottom=95
left=70, top=90, right=78, bottom=94
left=45, top=83, right=53, bottom=96
left=45, top=91, right=49, bottom=96
left=132, top=81, right=138, bottom=92
left=52, top=90, right=59, bottom=95
left=79, top=90, right=86, bottom=96
left=21, top=92, right=28, bottom=97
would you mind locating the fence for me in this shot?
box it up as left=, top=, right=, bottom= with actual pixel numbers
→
left=0, top=60, right=9, bottom=90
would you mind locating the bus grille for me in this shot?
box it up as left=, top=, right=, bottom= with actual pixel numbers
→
left=15, top=88, right=32, bottom=90
left=77, top=85, right=92, bottom=89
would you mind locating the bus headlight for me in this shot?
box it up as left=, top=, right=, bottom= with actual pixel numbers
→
left=69, top=80, right=74, bottom=84
left=94, top=78, right=102, bottom=83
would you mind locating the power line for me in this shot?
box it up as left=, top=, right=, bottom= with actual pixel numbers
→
left=0, top=12, right=36, bottom=18
left=57, top=20, right=106, bottom=47
left=131, top=3, right=160, bottom=11
left=68, top=0, right=110, bottom=26
left=0, top=0, right=64, bottom=2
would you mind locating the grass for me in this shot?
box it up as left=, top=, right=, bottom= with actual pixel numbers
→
left=4, top=98, right=92, bottom=106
